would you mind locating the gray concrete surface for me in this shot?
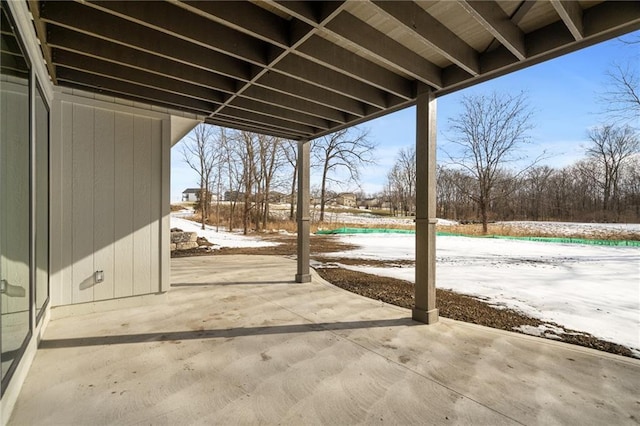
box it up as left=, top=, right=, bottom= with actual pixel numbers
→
left=9, top=255, right=640, bottom=425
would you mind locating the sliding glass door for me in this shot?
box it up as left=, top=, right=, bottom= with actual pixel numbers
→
left=0, top=2, right=32, bottom=392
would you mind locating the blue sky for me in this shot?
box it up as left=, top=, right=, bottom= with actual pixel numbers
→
left=171, top=32, right=639, bottom=201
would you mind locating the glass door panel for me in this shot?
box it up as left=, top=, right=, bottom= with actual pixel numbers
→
left=1, top=3, right=31, bottom=388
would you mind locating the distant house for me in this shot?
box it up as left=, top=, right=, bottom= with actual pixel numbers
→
left=336, top=192, right=357, bottom=207
left=182, top=188, right=217, bottom=203
left=181, top=188, right=200, bottom=202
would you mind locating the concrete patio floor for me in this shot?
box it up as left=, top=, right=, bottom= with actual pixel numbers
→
left=9, top=255, right=640, bottom=425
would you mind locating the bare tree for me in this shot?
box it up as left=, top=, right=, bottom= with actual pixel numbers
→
left=620, top=155, right=640, bottom=218
left=523, top=165, right=555, bottom=220
left=236, top=131, right=258, bottom=235
left=256, top=134, right=284, bottom=230
left=181, top=123, right=217, bottom=230
left=312, top=127, right=376, bottom=222
left=282, top=140, right=298, bottom=221
left=598, top=35, right=639, bottom=124
left=445, top=91, right=537, bottom=233
left=598, top=61, right=640, bottom=124
left=436, top=166, right=477, bottom=221
left=585, top=125, right=640, bottom=217
left=386, top=147, right=416, bottom=216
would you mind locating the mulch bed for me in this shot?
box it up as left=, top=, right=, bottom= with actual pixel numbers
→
left=314, top=267, right=634, bottom=358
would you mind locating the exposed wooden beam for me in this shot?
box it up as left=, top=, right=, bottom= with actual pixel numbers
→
left=458, top=0, right=526, bottom=60
left=582, top=0, right=640, bottom=39
left=296, top=97, right=416, bottom=141
left=61, top=81, right=209, bottom=117
left=372, top=0, right=479, bottom=76
left=47, top=24, right=348, bottom=124
left=175, top=0, right=290, bottom=47
left=228, top=97, right=330, bottom=130
left=269, top=1, right=347, bottom=24
left=40, top=2, right=252, bottom=81
left=325, top=11, right=443, bottom=89
left=47, top=28, right=238, bottom=93
left=180, top=0, right=412, bottom=102
left=511, top=0, right=536, bottom=25
left=216, top=106, right=316, bottom=136
left=550, top=0, right=584, bottom=41
left=56, top=68, right=217, bottom=113
left=296, top=36, right=413, bottom=100
left=84, top=0, right=270, bottom=66
left=256, top=71, right=370, bottom=117
left=205, top=116, right=303, bottom=140
left=240, top=85, right=347, bottom=124
left=273, top=54, right=389, bottom=108
left=52, top=49, right=225, bottom=104
left=205, top=0, right=349, bottom=132
left=441, top=1, right=640, bottom=95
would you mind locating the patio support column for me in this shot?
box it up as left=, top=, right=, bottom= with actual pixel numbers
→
left=296, top=138, right=311, bottom=283
left=413, top=85, right=439, bottom=324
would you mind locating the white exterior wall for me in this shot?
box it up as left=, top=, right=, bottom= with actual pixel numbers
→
left=49, top=91, right=172, bottom=307
left=2, top=2, right=200, bottom=420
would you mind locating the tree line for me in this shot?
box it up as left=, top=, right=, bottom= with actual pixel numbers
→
left=181, top=125, right=374, bottom=233
left=384, top=39, right=639, bottom=230
left=183, top=116, right=638, bottom=232
left=383, top=107, right=639, bottom=227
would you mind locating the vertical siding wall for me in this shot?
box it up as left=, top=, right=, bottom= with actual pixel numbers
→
left=50, top=95, right=169, bottom=306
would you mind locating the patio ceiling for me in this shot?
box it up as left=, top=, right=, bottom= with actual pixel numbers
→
left=28, top=0, right=640, bottom=140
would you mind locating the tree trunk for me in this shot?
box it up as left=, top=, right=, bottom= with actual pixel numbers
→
left=289, top=162, right=297, bottom=221
left=479, top=197, right=488, bottom=234
left=320, top=164, right=329, bottom=222
left=200, top=176, right=206, bottom=231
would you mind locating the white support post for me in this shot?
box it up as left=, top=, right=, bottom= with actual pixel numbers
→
left=296, top=139, right=311, bottom=283
left=413, top=85, right=439, bottom=324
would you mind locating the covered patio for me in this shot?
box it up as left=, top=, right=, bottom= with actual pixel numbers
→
left=2, top=1, right=640, bottom=422
left=9, top=256, right=640, bottom=424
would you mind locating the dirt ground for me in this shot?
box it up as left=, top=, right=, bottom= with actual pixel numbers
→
left=172, top=232, right=635, bottom=359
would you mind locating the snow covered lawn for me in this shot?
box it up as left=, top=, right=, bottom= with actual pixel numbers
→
left=170, top=212, right=639, bottom=356
left=171, top=216, right=278, bottom=249
left=327, top=233, right=640, bottom=356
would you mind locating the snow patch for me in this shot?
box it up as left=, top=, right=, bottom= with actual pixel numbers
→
left=170, top=216, right=279, bottom=249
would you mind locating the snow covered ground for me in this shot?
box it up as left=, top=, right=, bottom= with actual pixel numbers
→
left=171, top=215, right=277, bottom=249
left=325, top=233, right=640, bottom=357
left=171, top=211, right=639, bottom=356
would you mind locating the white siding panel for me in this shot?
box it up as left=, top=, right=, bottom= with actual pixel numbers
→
left=114, top=112, right=134, bottom=298
left=150, top=119, right=162, bottom=293
left=133, top=116, right=152, bottom=296
left=160, top=119, right=171, bottom=293
left=49, top=97, right=63, bottom=306
left=71, top=104, right=94, bottom=304
left=93, top=109, right=115, bottom=301
left=50, top=94, right=168, bottom=307
left=59, top=101, right=73, bottom=305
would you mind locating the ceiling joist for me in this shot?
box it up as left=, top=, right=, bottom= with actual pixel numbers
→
left=550, top=0, right=584, bottom=41
left=458, top=0, right=527, bottom=60
left=24, top=0, right=640, bottom=141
